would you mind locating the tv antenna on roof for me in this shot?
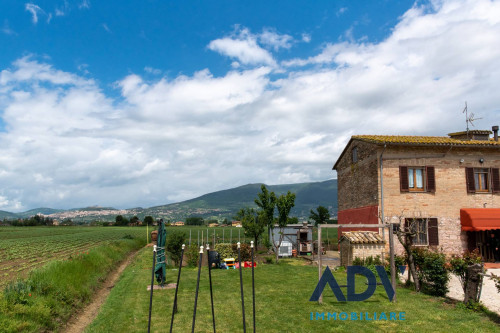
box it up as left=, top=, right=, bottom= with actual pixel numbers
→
left=463, top=101, right=482, bottom=138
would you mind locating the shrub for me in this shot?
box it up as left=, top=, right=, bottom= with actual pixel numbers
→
left=185, top=244, right=201, bottom=267
left=215, top=243, right=235, bottom=260
left=231, top=243, right=252, bottom=261
left=264, top=256, right=274, bottom=264
left=166, top=230, right=187, bottom=265
left=448, top=249, right=483, bottom=294
left=412, top=248, right=449, bottom=297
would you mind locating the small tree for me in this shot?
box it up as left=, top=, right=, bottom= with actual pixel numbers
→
left=166, top=230, right=186, bottom=266
left=236, top=208, right=266, bottom=246
left=273, top=191, right=296, bottom=263
left=254, top=185, right=276, bottom=235
left=393, top=215, right=423, bottom=291
left=144, top=216, right=154, bottom=226
left=309, top=206, right=330, bottom=226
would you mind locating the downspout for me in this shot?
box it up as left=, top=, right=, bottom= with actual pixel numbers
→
left=380, top=144, right=387, bottom=238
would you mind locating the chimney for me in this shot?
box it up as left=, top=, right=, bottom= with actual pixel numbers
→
left=493, top=126, right=499, bottom=141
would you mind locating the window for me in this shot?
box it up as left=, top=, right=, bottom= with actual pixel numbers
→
left=405, top=218, right=439, bottom=246
left=408, top=167, right=425, bottom=191
left=465, top=168, right=500, bottom=193
left=352, top=147, right=358, bottom=163
left=400, top=166, right=435, bottom=193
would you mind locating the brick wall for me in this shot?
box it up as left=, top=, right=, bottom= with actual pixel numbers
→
left=381, top=145, right=500, bottom=255
left=335, top=140, right=500, bottom=256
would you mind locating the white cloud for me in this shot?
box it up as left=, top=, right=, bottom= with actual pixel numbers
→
left=79, top=0, right=90, bottom=9
left=102, top=23, right=111, bottom=33
left=144, top=66, right=162, bottom=75
left=259, top=28, right=294, bottom=51
left=208, top=27, right=278, bottom=66
left=25, top=3, right=44, bottom=24
left=302, top=33, right=311, bottom=43
left=2, top=20, right=16, bottom=35
left=3, top=0, right=500, bottom=211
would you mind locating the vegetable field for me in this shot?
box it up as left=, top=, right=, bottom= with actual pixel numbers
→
left=0, top=226, right=147, bottom=287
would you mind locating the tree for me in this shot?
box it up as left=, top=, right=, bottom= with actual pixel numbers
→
left=130, top=216, right=139, bottom=225
left=309, top=206, right=330, bottom=226
left=166, top=230, right=186, bottom=266
left=254, top=185, right=276, bottom=235
left=236, top=207, right=266, bottom=246
left=185, top=217, right=204, bottom=225
left=394, top=215, right=424, bottom=291
left=115, top=215, right=129, bottom=226
left=273, top=191, right=296, bottom=263
left=144, top=216, right=154, bottom=226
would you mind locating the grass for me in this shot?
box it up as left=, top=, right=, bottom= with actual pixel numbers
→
left=87, top=247, right=499, bottom=333
left=0, top=236, right=146, bottom=333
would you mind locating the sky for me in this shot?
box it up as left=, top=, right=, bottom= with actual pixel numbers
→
left=1, top=0, right=500, bottom=212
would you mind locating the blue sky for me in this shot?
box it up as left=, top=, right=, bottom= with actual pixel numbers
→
left=1, top=0, right=500, bottom=211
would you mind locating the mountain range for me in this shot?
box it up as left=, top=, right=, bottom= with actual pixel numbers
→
left=0, top=179, right=337, bottom=222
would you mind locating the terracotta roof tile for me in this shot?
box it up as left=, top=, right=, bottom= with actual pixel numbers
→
left=352, top=135, right=500, bottom=146
left=340, top=231, right=385, bottom=244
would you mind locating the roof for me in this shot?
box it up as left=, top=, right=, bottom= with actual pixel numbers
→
left=333, top=134, right=500, bottom=170
left=460, top=208, right=500, bottom=231
left=352, top=135, right=500, bottom=146
left=339, top=231, right=385, bottom=244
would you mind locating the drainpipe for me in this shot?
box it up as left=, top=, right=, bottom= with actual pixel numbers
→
left=380, top=144, right=387, bottom=238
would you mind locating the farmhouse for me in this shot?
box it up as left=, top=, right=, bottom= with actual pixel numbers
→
left=333, top=128, right=500, bottom=261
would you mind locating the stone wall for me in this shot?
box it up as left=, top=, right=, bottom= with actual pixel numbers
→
left=335, top=140, right=379, bottom=211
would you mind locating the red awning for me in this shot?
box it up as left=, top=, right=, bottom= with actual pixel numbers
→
left=460, top=208, right=500, bottom=231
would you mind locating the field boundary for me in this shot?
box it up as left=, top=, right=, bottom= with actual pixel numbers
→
left=62, top=246, right=144, bottom=333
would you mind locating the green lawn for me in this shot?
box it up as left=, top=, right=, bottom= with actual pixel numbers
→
left=87, top=247, right=499, bottom=333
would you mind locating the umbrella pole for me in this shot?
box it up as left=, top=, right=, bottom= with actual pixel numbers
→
left=191, top=246, right=204, bottom=333
left=207, top=244, right=216, bottom=333
left=148, top=245, right=157, bottom=333
left=169, top=244, right=185, bottom=333
left=238, top=242, right=246, bottom=333
left=251, top=241, right=255, bottom=333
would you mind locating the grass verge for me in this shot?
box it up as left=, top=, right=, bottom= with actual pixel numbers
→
left=0, top=237, right=145, bottom=333
left=87, top=247, right=499, bottom=332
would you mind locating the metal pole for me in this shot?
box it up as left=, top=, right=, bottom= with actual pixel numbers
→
left=148, top=245, right=157, bottom=333
left=170, top=244, right=185, bottom=333
left=191, top=246, right=204, bottom=333
left=207, top=244, right=216, bottom=333
left=251, top=241, right=256, bottom=333
left=389, top=223, right=396, bottom=302
left=318, top=226, right=322, bottom=304
left=238, top=242, right=246, bottom=333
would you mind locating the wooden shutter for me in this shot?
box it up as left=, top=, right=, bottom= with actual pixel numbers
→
left=428, top=218, right=439, bottom=246
left=491, top=168, right=500, bottom=193
left=400, top=166, right=409, bottom=192
left=426, top=166, right=436, bottom=193
left=465, top=167, right=475, bottom=193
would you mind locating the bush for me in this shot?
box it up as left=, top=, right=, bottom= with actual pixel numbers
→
left=412, top=248, right=449, bottom=296
left=231, top=243, right=252, bottom=261
left=185, top=244, right=201, bottom=267
left=166, top=230, right=187, bottom=265
left=215, top=243, right=235, bottom=260
left=448, top=249, right=482, bottom=294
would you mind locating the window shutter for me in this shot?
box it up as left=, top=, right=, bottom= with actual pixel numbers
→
left=465, top=167, right=475, bottom=193
left=491, top=168, right=500, bottom=193
left=428, top=218, right=439, bottom=246
left=426, top=166, right=435, bottom=193
left=400, top=166, right=409, bottom=192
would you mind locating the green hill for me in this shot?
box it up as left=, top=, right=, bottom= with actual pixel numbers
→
left=145, top=179, right=337, bottom=221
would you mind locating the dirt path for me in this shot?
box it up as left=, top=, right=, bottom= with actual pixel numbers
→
left=62, top=248, right=142, bottom=333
